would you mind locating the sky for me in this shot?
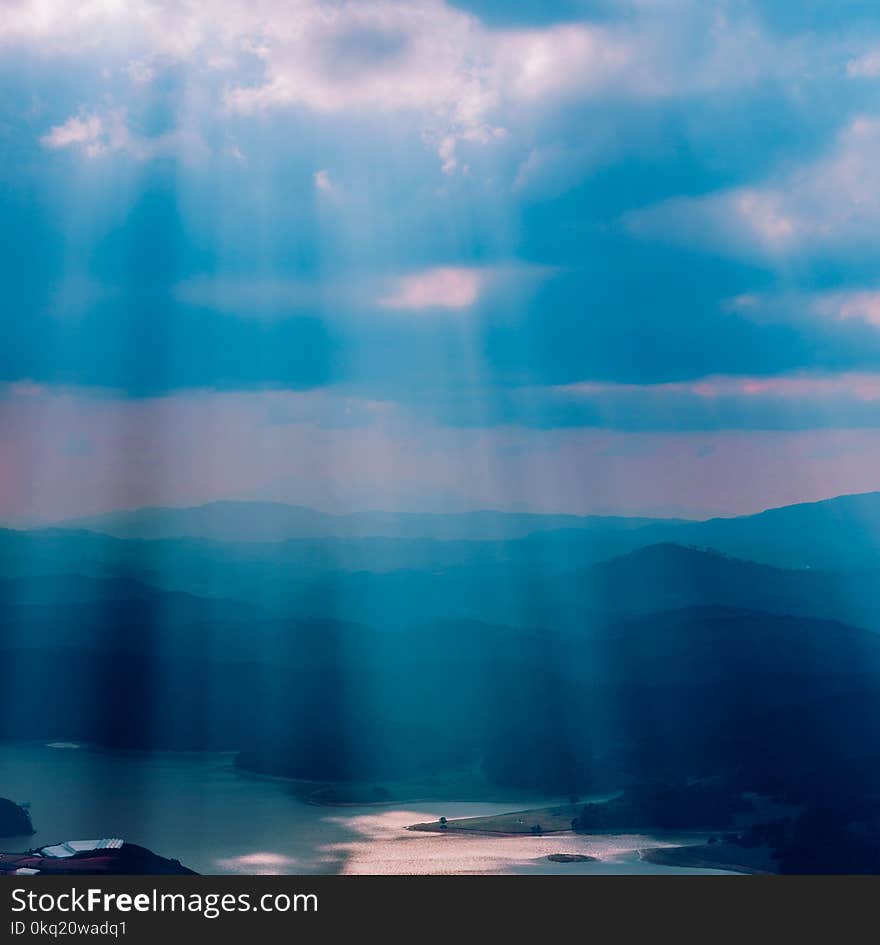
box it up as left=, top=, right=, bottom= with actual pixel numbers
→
left=3, top=0, right=880, bottom=520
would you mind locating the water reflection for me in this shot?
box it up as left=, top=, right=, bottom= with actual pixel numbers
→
left=1, top=744, right=729, bottom=875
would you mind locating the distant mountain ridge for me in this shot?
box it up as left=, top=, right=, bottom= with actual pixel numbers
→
left=631, top=490, right=880, bottom=569
left=35, top=490, right=880, bottom=571
left=50, top=500, right=682, bottom=542
left=4, top=492, right=880, bottom=627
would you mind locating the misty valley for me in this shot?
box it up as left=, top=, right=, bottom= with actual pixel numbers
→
left=4, top=493, right=880, bottom=873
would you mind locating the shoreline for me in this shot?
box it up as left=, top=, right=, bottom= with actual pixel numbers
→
left=405, top=804, right=767, bottom=874
left=639, top=844, right=777, bottom=875
left=1, top=744, right=745, bottom=875
left=407, top=824, right=571, bottom=837
left=406, top=803, right=582, bottom=835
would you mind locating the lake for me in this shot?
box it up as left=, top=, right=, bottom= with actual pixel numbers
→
left=0, top=744, right=731, bottom=875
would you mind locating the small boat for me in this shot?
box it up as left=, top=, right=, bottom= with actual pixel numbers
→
left=0, top=838, right=196, bottom=875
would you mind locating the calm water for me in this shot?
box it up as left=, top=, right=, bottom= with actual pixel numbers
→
left=0, top=744, right=730, bottom=875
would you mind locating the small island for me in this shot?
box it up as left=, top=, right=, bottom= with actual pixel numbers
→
left=546, top=853, right=597, bottom=863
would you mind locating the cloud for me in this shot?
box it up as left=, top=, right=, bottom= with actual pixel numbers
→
left=491, top=21, right=634, bottom=101
left=0, top=0, right=222, bottom=59
left=814, top=289, right=880, bottom=327
left=492, top=371, right=880, bottom=431
left=226, top=142, right=247, bottom=162
left=314, top=168, right=335, bottom=194
left=175, top=268, right=498, bottom=318
left=221, top=8, right=603, bottom=171
left=625, top=115, right=880, bottom=259
left=7, top=1, right=880, bottom=520
left=437, top=135, right=459, bottom=175
left=41, top=108, right=129, bottom=157
left=7, top=1, right=630, bottom=170
left=378, top=267, right=488, bottom=310
left=4, top=0, right=824, bottom=172
left=126, top=58, right=157, bottom=85
left=41, top=105, right=207, bottom=162
left=556, top=373, right=880, bottom=401
left=847, top=49, right=880, bottom=78
left=715, top=287, right=880, bottom=336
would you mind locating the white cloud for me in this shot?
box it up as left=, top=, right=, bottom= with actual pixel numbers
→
left=492, top=22, right=634, bottom=102
left=436, top=136, right=458, bottom=176
left=126, top=58, right=157, bottom=85
left=226, top=142, right=247, bottom=162
left=379, top=266, right=488, bottom=310
left=847, top=49, right=880, bottom=78
left=313, top=168, right=334, bottom=193
left=0, top=0, right=195, bottom=56
left=625, top=115, right=880, bottom=258
left=5, top=0, right=811, bottom=173
left=40, top=107, right=131, bottom=157
left=41, top=105, right=208, bottom=162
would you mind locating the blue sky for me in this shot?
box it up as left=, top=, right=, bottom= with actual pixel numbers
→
left=3, top=0, right=880, bottom=520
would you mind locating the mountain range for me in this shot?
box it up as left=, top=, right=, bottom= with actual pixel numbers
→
left=54, top=501, right=675, bottom=543
left=4, top=490, right=880, bottom=802
left=37, top=490, right=880, bottom=570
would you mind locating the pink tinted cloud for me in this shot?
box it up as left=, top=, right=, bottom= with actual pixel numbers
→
left=42, top=112, right=101, bottom=148
left=813, top=290, right=880, bottom=327
left=558, top=373, right=880, bottom=402
left=379, top=267, right=486, bottom=310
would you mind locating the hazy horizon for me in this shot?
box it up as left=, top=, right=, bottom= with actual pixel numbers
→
left=6, top=486, right=880, bottom=533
